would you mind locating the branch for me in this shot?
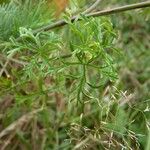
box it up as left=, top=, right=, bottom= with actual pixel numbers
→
left=33, top=1, right=150, bottom=33
left=87, top=1, right=150, bottom=17
left=82, top=0, right=102, bottom=14
left=0, top=54, right=28, bottom=66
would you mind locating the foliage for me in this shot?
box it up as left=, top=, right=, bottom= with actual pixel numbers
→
left=0, top=0, right=150, bottom=150
left=0, top=0, right=53, bottom=41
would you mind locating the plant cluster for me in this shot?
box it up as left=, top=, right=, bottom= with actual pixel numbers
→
left=0, top=0, right=150, bottom=149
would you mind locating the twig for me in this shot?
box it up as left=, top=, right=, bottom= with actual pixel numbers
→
left=119, top=93, right=136, bottom=107
left=0, top=59, right=9, bottom=77
left=33, top=1, right=150, bottom=33
left=87, top=1, right=150, bottom=17
left=0, top=132, right=16, bottom=150
left=0, top=54, right=28, bottom=66
left=0, top=53, right=16, bottom=77
left=11, top=122, right=30, bottom=150
left=0, top=61, right=10, bottom=78
left=82, top=0, right=102, bottom=14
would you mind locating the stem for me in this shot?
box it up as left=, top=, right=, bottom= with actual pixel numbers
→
left=146, top=129, right=150, bottom=150
left=33, top=1, right=150, bottom=33
left=82, top=0, right=102, bottom=14
left=77, top=64, right=86, bottom=104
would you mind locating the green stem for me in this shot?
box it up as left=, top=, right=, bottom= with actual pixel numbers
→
left=77, top=64, right=86, bottom=105
left=146, top=129, right=150, bottom=150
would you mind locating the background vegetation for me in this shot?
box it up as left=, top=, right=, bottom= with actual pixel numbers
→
left=0, top=0, right=150, bottom=149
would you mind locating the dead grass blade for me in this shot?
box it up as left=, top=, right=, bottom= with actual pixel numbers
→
left=0, top=108, right=43, bottom=139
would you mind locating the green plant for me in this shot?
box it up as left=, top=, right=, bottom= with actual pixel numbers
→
left=0, top=0, right=150, bottom=149
left=0, top=0, right=53, bottom=41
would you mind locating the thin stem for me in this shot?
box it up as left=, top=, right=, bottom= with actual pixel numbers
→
left=0, top=52, right=21, bottom=76
left=0, top=54, right=28, bottom=66
left=87, top=1, right=150, bottom=17
left=77, top=64, right=86, bottom=105
left=82, top=0, right=102, bottom=14
left=33, top=1, right=150, bottom=33
left=0, top=61, right=10, bottom=78
left=0, top=59, right=9, bottom=77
